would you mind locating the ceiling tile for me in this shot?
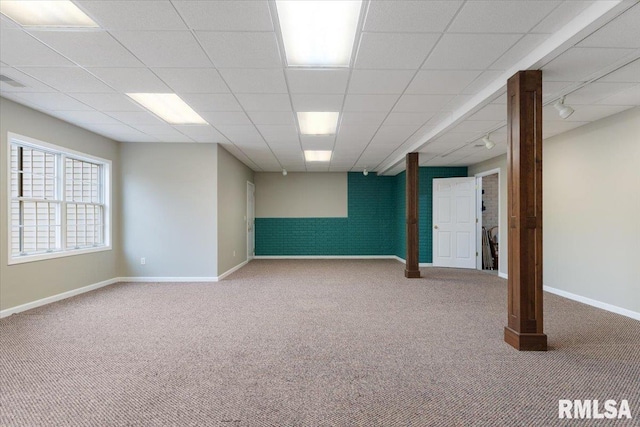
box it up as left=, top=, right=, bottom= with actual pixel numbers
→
left=197, top=32, right=281, bottom=68
left=423, top=34, right=521, bottom=70
left=247, top=111, right=296, bottom=125
left=384, top=112, right=434, bottom=126
left=215, top=125, right=265, bottom=144
left=407, top=70, right=481, bottom=95
left=291, top=94, right=344, bottom=111
left=255, top=125, right=300, bottom=144
left=69, top=93, right=143, bottom=112
left=449, top=120, right=502, bottom=134
left=578, top=3, right=640, bottom=48
left=134, top=125, right=195, bottom=142
left=18, top=67, right=113, bottom=93
left=173, top=1, right=273, bottom=31
left=541, top=81, right=574, bottom=100
left=219, top=69, right=287, bottom=93
left=542, top=47, right=636, bottom=82
left=50, top=110, right=122, bottom=125
left=340, top=111, right=388, bottom=126
left=448, top=1, right=559, bottom=33
left=489, top=34, right=549, bottom=70
left=355, top=33, right=440, bottom=69
left=598, top=59, right=640, bottom=83
left=88, top=67, right=170, bottom=92
left=393, top=94, right=453, bottom=112
left=0, top=29, right=74, bottom=67
left=200, top=112, right=252, bottom=126
left=285, top=69, right=350, bottom=94
left=343, top=94, right=399, bottom=112
left=106, top=111, right=164, bottom=125
left=595, top=84, right=640, bottom=106
left=369, top=125, right=420, bottom=148
left=565, top=82, right=637, bottom=105
left=461, top=70, right=504, bottom=95
left=364, top=1, right=462, bottom=33
left=531, top=1, right=595, bottom=34
left=335, top=125, right=380, bottom=144
left=236, top=94, right=292, bottom=112
left=76, top=1, right=187, bottom=30
left=111, top=31, right=211, bottom=67
left=179, top=94, right=242, bottom=112
left=467, top=104, right=505, bottom=122
left=153, top=68, right=229, bottom=93
left=348, top=70, right=414, bottom=94
left=28, top=31, right=143, bottom=68
left=0, top=66, right=56, bottom=92
left=172, top=125, right=228, bottom=143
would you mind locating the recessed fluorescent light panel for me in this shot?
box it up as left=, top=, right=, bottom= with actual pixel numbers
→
left=304, top=150, right=332, bottom=162
left=297, top=112, right=339, bottom=135
left=0, top=1, right=99, bottom=28
left=276, top=0, right=362, bottom=67
left=126, top=93, right=207, bottom=125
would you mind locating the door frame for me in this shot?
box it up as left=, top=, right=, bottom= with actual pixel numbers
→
left=247, top=181, right=255, bottom=260
left=474, top=168, right=501, bottom=271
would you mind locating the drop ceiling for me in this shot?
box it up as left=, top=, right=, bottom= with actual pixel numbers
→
left=1, top=0, right=639, bottom=175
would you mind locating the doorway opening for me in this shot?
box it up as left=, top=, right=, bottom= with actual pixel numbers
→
left=247, top=181, right=255, bottom=260
left=475, top=170, right=500, bottom=273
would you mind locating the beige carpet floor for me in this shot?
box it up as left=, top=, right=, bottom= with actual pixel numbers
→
left=1, top=260, right=639, bottom=426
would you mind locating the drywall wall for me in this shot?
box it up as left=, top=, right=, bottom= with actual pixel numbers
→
left=217, top=145, right=254, bottom=276
left=255, top=172, right=348, bottom=218
left=0, top=97, right=120, bottom=311
left=543, top=107, right=640, bottom=314
left=120, top=142, right=217, bottom=278
left=468, top=155, right=507, bottom=276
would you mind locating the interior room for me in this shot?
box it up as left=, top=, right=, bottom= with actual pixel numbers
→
left=1, top=1, right=638, bottom=425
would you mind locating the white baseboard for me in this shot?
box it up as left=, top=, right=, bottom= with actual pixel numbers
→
left=393, top=256, right=433, bottom=267
left=544, top=285, right=640, bottom=321
left=118, top=276, right=218, bottom=283
left=498, top=272, right=508, bottom=279
left=0, top=277, right=119, bottom=318
left=217, top=259, right=249, bottom=280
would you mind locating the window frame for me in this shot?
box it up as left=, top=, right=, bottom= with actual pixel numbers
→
left=7, top=132, right=112, bottom=265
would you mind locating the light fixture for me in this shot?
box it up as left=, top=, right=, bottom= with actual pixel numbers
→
left=297, top=112, right=339, bottom=135
left=554, top=96, right=574, bottom=119
left=282, top=169, right=288, bottom=176
left=0, top=1, right=99, bottom=28
left=276, top=0, right=362, bottom=67
left=363, top=168, right=369, bottom=176
left=126, top=93, right=207, bottom=125
left=482, top=134, right=496, bottom=150
left=304, top=150, right=332, bottom=162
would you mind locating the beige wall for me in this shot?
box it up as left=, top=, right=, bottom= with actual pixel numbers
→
left=468, top=155, right=508, bottom=276
left=543, top=107, right=640, bottom=314
left=119, top=142, right=217, bottom=278
left=255, top=172, right=348, bottom=218
left=217, top=145, right=254, bottom=276
left=0, top=97, right=120, bottom=310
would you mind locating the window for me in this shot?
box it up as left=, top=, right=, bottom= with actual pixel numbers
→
left=8, top=133, right=111, bottom=264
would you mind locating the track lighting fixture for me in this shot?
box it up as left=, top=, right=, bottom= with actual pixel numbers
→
left=363, top=168, right=369, bottom=176
left=554, top=96, right=574, bottom=119
left=482, top=134, right=495, bottom=150
left=282, top=169, right=287, bottom=176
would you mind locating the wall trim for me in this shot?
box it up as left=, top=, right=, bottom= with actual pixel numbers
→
left=0, top=277, right=119, bottom=318
left=218, top=259, right=249, bottom=281
left=118, top=277, right=218, bottom=283
left=544, top=285, right=640, bottom=321
left=393, top=256, right=433, bottom=267
left=498, top=272, right=508, bottom=279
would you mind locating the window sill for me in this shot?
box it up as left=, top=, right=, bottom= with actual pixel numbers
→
left=8, top=245, right=112, bottom=266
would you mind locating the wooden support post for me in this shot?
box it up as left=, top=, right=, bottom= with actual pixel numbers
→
left=405, top=152, right=420, bottom=278
left=504, top=70, right=547, bottom=351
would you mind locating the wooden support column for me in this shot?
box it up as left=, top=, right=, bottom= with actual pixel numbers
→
left=504, top=70, right=547, bottom=351
left=405, top=152, right=420, bottom=278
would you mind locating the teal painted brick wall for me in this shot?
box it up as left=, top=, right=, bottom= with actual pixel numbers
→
left=256, top=168, right=467, bottom=258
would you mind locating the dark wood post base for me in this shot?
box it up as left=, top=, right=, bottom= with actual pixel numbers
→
left=504, top=327, right=547, bottom=351
left=404, top=269, right=420, bottom=278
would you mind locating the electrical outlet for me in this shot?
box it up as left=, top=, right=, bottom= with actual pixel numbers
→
left=140, top=257, right=146, bottom=265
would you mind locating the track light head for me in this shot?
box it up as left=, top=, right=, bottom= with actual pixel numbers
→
left=554, top=96, right=574, bottom=119
left=363, top=168, right=368, bottom=176
left=482, top=134, right=495, bottom=150
left=282, top=169, right=287, bottom=176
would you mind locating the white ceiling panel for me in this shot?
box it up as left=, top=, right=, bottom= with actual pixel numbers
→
left=407, top=70, right=481, bottom=95
left=335, top=125, right=380, bottom=144
left=215, top=125, right=265, bottom=144
left=383, top=112, right=434, bottom=126
left=106, top=111, right=164, bottom=125
left=173, top=1, right=273, bottom=31
left=172, top=125, right=228, bottom=143
left=348, top=70, right=414, bottom=94
left=578, top=3, right=640, bottom=48
left=565, top=82, right=637, bottom=105
left=153, top=68, right=229, bottom=93
left=236, top=94, right=292, bottom=112
left=369, top=125, right=420, bottom=148
left=18, top=67, right=113, bottom=93
left=28, top=31, right=143, bottom=68
left=197, top=32, right=281, bottom=68
left=111, top=31, right=211, bottom=68
left=598, top=59, right=640, bottom=83
left=393, top=94, right=453, bottom=113
left=255, top=125, right=300, bottom=144
left=247, top=111, right=296, bottom=125
left=88, top=67, right=170, bottom=92
left=68, top=93, right=143, bottom=112
left=0, top=66, right=56, bottom=92
left=423, top=34, right=521, bottom=70
left=11, top=92, right=96, bottom=111
left=291, top=94, right=344, bottom=111
left=76, top=1, right=187, bottom=30
left=531, top=1, right=595, bottom=34
left=467, top=104, right=506, bottom=122
left=449, top=120, right=502, bottom=134
left=50, top=110, right=123, bottom=125
left=343, top=94, right=399, bottom=112
left=218, top=144, right=260, bottom=170
left=179, top=94, right=243, bottom=112
left=489, top=34, right=549, bottom=70
left=462, top=70, right=504, bottom=95
left=355, top=33, right=440, bottom=69
left=596, top=84, right=640, bottom=106
left=542, top=47, right=636, bottom=82
left=542, top=81, right=574, bottom=100
left=219, top=69, right=287, bottom=94
left=363, top=1, right=462, bottom=33
left=339, top=112, right=388, bottom=126
left=0, top=29, right=74, bottom=67
left=449, top=1, right=559, bottom=34
left=285, top=69, right=349, bottom=94
left=201, top=112, right=252, bottom=126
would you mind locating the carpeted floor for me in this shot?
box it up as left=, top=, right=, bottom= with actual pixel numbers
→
left=1, top=260, right=638, bottom=426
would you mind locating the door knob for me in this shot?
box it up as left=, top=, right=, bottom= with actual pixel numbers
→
left=434, top=225, right=438, bottom=229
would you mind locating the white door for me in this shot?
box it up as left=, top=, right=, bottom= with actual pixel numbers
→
left=247, top=182, right=255, bottom=259
left=432, top=177, right=476, bottom=269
